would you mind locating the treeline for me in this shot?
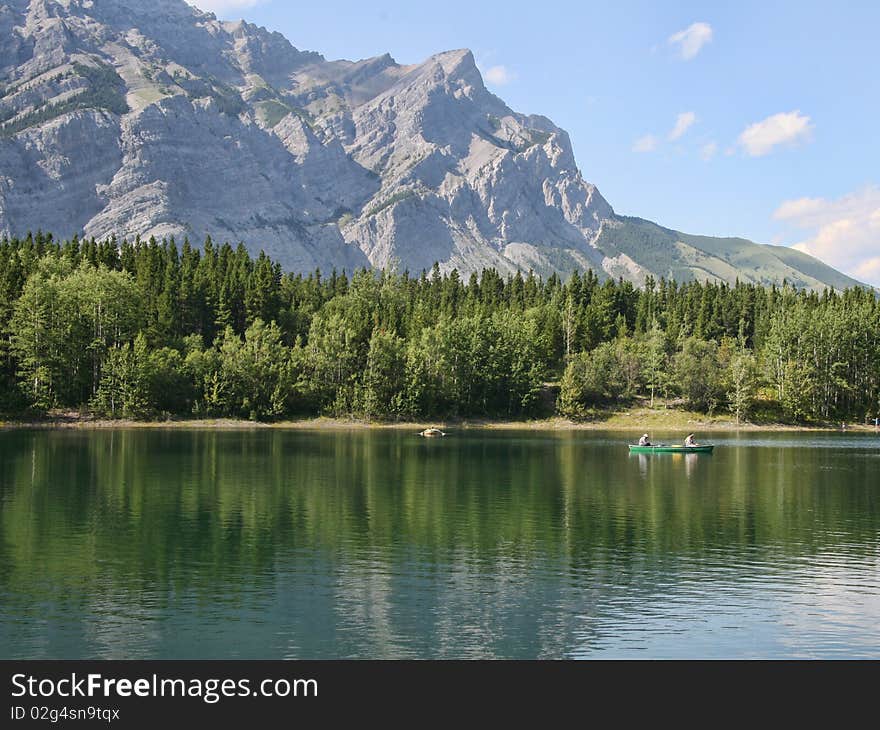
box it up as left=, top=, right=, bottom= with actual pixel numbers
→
left=0, top=232, right=878, bottom=423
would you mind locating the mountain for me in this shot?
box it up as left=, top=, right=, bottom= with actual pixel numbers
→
left=0, top=0, right=865, bottom=289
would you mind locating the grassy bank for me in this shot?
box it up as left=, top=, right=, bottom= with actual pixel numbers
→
left=2, top=407, right=877, bottom=433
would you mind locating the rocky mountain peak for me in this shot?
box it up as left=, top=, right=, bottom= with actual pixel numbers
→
left=0, top=0, right=864, bottom=290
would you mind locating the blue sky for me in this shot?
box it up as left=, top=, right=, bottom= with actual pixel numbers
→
left=192, top=0, right=880, bottom=285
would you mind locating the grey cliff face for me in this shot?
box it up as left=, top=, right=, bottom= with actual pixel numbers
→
left=0, top=0, right=865, bottom=289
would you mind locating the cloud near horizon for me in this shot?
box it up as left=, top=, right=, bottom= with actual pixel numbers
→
left=738, top=111, right=813, bottom=156
left=775, top=185, right=880, bottom=287
left=668, top=22, right=713, bottom=60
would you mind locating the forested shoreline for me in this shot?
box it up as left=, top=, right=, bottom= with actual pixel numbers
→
left=0, top=232, right=878, bottom=425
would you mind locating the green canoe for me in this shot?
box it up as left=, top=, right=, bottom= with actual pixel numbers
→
left=629, top=445, right=715, bottom=454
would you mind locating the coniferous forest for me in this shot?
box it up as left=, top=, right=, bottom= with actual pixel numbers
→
left=0, top=232, right=878, bottom=424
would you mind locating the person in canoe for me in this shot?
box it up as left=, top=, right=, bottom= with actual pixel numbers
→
left=684, top=434, right=699, bottom=447
left=638, top=433, right=652, bottom=446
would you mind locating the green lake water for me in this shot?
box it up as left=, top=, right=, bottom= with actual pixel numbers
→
left=0, top=428, right=878, bottom=659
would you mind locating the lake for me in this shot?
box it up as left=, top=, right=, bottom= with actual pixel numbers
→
left=0, top=428, right=878, bottom=659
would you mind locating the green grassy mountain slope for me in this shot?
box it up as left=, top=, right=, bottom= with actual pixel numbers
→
left=596, top=216, right=867, bottom=291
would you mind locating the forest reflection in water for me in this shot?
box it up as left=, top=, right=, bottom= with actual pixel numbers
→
left=0, top=428, right=877, bottom=658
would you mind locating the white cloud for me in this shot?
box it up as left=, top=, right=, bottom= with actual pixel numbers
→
left=668, top=111, right=696, bottom=141
left=774, top=185, right=880, bottom=286
left=668, top=22, right=713, bottom=60
left=632, top=134, right=658, bottom=153
left=700, top=141, right=718, bottom=161
left=634, top=112, right=698, bottom=154
left=738, top=110, right=813, bottom=157
left=186, top=0, right=267, bottom=15
left=854, top=257, right=880, bottom=285
left=483, top=65, right=515, bottom=86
